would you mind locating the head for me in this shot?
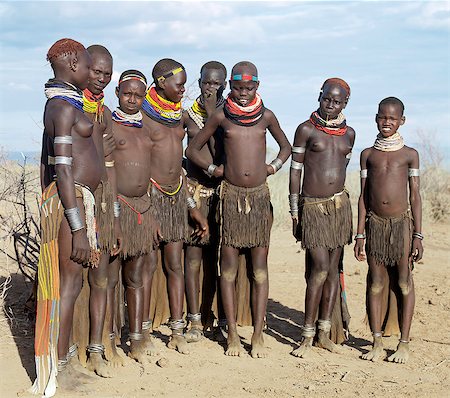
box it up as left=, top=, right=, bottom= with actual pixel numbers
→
left=115, top=70, right=147, bottom=114
left=229, top=61, right=259, bottom=106
left=152, top=58, right=186, bottom=103
left=47, top=38, right=91, bottom=90
left=318, top=78, right=350, bottom=119
left=198, top=61, right=227, bottom=100
left=376, top=97, right=405, bottom=137
left=86, top=45, right=113, bottom=95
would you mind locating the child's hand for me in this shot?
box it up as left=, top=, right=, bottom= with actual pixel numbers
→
left=354, top=239, right=366, bottom=261
left=411, top=238, right=423, bottom=262
left=266, top=164, right=275, bottom=176
left=111, top=219, right=122, bottom=256
left=292, top=217, right=300, bottom=241
left=213, top=164, right=224, bottom=178
left=102, top=133, right=116, bottom=157
left=189, top=208, right=209, bottom=238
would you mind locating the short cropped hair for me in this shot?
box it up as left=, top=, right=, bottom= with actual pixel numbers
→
left=87, top=44, right=113, bottom=60
left=152, top=58, right=184, bottom=84
left=231, top=61, right=258, bottom=77
left=379, top=97, right=405, bottom=115
left=47, top=38, right=85, bottom=64
left=200, top=61, right=227, bottom=78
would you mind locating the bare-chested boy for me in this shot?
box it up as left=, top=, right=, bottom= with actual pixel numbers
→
left=75, top=44, right=120, bottom=378
left=183, top=61, right=227, bottom=342
left=110, top=69, right=161, bottom=364
left=354, top=97, right=423, bottom=364
left=289, top=78, right=355, bottom=358
left=141, top=58, right=208, bottom=355
left=186, top=61, right=291, bottom=358
left=31, top=38, right=101, bottom=396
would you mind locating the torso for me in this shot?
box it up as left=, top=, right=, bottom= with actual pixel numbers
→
left=44, top=98, right=102, bottom=191
left=113, top=120, right=153, bottom=197
left=85, top=107, right=110, bottom=181
left=301, top=121, right=354, bottom=197
left=364, top=146, right=413, bottom=217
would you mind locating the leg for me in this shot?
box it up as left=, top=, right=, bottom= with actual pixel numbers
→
left=141, top=249, right=158, bottom=355
left=249, top=247, right=269, bottom=358
left=105, top=256, right=124, bottom=367
left=220, top=245, right=245, bottom=356
left=388, top=232, right=415, bottom=364
left=292, top=247, right=329, bottom=358
left=123, top=255, right=146, bottom=363
left=163, top=241, right=190, bottom=354
left=316, top=247, right=342, bottom=353
left=362, top=255, right=388, bottom=361
left=184, top=244, right=204, bottom=343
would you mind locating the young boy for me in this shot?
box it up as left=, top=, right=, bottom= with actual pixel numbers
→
left=354, top=97, right=423, bottom=364
left=141, top=58, right=208, bottom=355
left=31, top=38, right=100, bottom=396
left=183, top=61, right=227, bottom=342
left=186, top=61, right=291, bottom=358
left=289, top=78, right=355, bottom=358
left=109, top=69, right=162, bottom=364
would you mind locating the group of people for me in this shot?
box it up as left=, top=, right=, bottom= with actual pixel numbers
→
left=29, top=38, right=423, bottom=396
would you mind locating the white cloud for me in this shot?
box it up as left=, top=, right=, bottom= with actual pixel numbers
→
left=8, top=82, right=32, bottom=91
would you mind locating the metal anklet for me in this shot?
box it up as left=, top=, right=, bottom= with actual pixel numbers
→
left=373, top=332, right=383, bottom=338
left=68, top=343, right=78, bottom=358
left=317, top=319, right=332, bottom=333
left=87, top=343, right=105, bottom=354
left=168, top=318, right=186, bottom=332
left=301, top=325, right=316, bottom=338
left=187, top=313, right=202, bottom=323
left=129, top=332, right=144, bottom=341
left=399, top=339, right=410, bottom=344
left=57, top=357, right=69, bottom=372
left=142, top=320, right=153, bottom=331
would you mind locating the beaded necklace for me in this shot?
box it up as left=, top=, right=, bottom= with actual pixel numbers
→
left=223, top=93, right=265, bottom=126
left=44, top=79, right=83, bottom=111
left=373, top=132, right=404, bottom=152
left=141, top=86, right=182, bottom=127
left=112, top=108, right=143, bottom=128
left=83, top=88, right=105, bottom=122
left=187, top=95, right=225, bottom=129
left=309, top=110, right=347, bottom=136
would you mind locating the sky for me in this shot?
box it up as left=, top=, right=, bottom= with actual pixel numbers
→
left=0, top=0, right=449, bottom=166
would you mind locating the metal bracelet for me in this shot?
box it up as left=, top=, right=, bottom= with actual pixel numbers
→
left=269, top=158, right=283, bottom=174
left=354, top=233, right=366, bottom=240
left=64, top=207, right=84, bottom=232
left=206, top=164, right=217, bottom=178
left=105, top=160, right=115, bottom=168
left=87, top=343, right=105, bottom=354
left=289, top=193, right=299, bottom=213
left=412, top=232, right=424, bottom=240
left=292, top=146, right=306, bottom=154
left=346, top=152, right=352, bottom=160
left=290, top=160, right=303, bottom=170
left=408, top=168, right=420, bottom=177
left=187, top=196, right=197, bottom=209
left=54, top=136, right=73, bottom=145
left=55, top=156, right=73, bottom=166
left=142, top=320, right=152, bottom=330
left=360, top=169, right=368, bottom=178
left=113, top=201, right=120, bottom=218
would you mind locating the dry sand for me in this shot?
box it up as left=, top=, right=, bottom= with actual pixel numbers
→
left=0, top=223, right=449, bottom=398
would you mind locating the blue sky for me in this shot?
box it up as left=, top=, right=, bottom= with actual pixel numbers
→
left=0, top=0, right=449, bottom=164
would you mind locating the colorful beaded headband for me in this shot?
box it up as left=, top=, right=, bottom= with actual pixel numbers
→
left=156, top=66, right=185, bottom=83
left=119, top=74, right=147, bottom=86
left=231, top=74, right=258, bottom=82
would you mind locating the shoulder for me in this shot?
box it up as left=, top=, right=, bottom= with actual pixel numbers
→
left=360, top=147, right=372, bottom=160
left=295, top=120, right=314, bottom=137
left=346, top=125, right=356, bottom=139
left=103, top=105, right=112, bottom=117
left=403, top=145, right=419, bottom=160
left=47, top=98, right=77, bottom=116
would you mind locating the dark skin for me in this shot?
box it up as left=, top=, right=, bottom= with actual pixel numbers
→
left=143, top=68, right=208, bottom=355
left=42, top=48, right=103, bottom=388
left=82, top=49, right=121, bottom=377
left=186, top=63, right=291, bottom=358
left=354, top=102, right=423, bottom=364
left=111, top=78, right=161, bottom=364
left=183, top=67, right=227, bottom=342
left=289, top=83, right=355, bottom=358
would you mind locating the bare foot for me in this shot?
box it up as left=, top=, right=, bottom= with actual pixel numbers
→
left=291, top=336, right=313, bottom=358
left=87, top=352, right=114, bottom=378
left=251, top=333, right=268, bottom=359
left=362, top=336, right=386, bottom=362
left=185, top=322, right=204, bottom=344
left=57, top=363, right=91, bottom=392
left=107, top=341, right=125, bottom=368
left=387, top=341, right=410, bottom=364
left=69, top=355, right=97, bottom=380
left=128, top=340, right=147, bottom=364
left=167, top=334, right=190, bottom=355
left=143, top=332, right=159, bottom=356
left=317, top=330, right=341, bottom=353
left=225, top=331, right=245, bottom=357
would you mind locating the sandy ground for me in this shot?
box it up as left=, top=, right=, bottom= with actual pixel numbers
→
left=0, top=223, right=449, bottom=398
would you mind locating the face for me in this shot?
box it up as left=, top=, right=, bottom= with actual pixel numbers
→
left=229, top=65, right=259, bottom=106
left=376, top=103, right=405, bottom=137
left=116, top=80, right=146, bottom=114
left=318, top=84, right=348, bottom=119
left=160, top=70, right=186, bottom=103
left=87, top=53, right=113, bottom=94
left=72, top=50, right=91, bottom=90
left=199, top=68, right=226, bottom=99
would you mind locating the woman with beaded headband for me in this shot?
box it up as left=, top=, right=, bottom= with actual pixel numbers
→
left=289, top=77, right=355, bottom=359
left=30, top=38, right=103, bottom=397
left=354, top=97, right=423, bottom=364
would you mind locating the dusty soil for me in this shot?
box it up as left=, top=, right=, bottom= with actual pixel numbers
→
left=0, top=223, right=449, bottom=398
